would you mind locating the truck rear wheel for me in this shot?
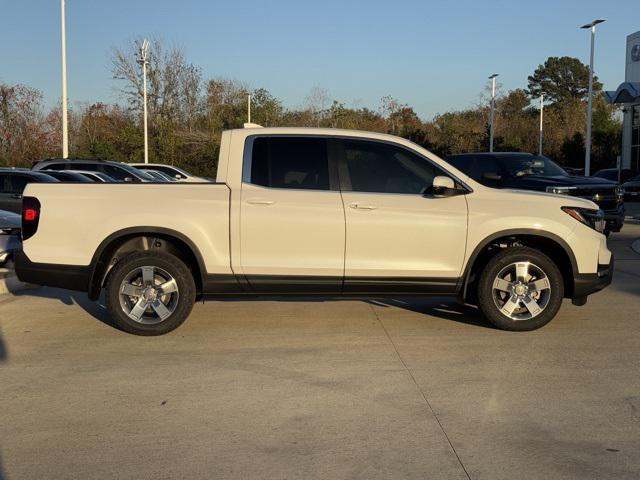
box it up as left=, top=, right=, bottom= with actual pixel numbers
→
left=105, top=251, right=196, bottom=336
left=477, top=247, right=564, bottom=331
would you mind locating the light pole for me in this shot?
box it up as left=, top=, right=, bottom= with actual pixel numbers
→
left=137, top=39, right=150, bottom=164
left=247, top=93, right=252, bottom=123
left=488, top=73, right=499, bottom=152
left=580, top=18, right=605, bottom=176
left=60, top=0, right=68, bottom=158
left=538, top=94, right=544, bottom=155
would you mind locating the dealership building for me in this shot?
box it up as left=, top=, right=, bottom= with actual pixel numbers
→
left=605, top=30, right=640, bottom=171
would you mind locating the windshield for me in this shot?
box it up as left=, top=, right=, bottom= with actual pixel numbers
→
left=499, top=155, right=568, bottom=177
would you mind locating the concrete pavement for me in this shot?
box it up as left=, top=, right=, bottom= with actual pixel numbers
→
left=0, top=225, right=639, bottom=479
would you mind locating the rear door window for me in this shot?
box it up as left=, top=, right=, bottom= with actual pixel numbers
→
left=249, top=137, right=330, bottom=190
left=69, top=162, right=99, bottom=172
left=101, top=165, right=131, bottom=181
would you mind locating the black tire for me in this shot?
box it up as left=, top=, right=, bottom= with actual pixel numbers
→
left=105, top=251, right=196, bottom=336
left=477, top=247, right=564, bottom=331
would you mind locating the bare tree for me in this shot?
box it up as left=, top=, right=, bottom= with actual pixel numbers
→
left=111, top=38, right=203, bottom=125
left=0, top=83, right=56, bottom=166
left=304, top=87, right=331, bottom=127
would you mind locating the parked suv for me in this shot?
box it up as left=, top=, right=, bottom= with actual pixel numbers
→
left=16, top=128, right=613, bottom=335
left=623, top=174, right=640, bottom=201
left=0, top=169, right=59, bottom=214
left=32, top=159, right=155, bottom=183
left=592, top=168, right=638, bottom=183
left=446, top=153, right=625, bottom=233
left=129, top=163, right=210, bottom=182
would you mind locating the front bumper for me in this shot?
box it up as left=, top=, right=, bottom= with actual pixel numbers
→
left=14, top=251, right=90, bottom=292
left=603, top=205, right=625, bottom=232
left=573, top=256, right=614, bottom=299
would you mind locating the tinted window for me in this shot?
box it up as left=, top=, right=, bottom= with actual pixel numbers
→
left=7, top=175, right=31, bottom=193
left=497, top=155, right=567, bottom=177
left=448, top=156, right=502, bottom=182
left=0, top=174, right=7, bottom=191
left=47, top=171, right=91, bottom=183
left=101, top=165, right=131, bottom=181
left=250, top=137, right=329, bottom=190
left=340, top=140, right=442, bottom=194
left=73, top=163, right=99, bottom=172
left=147, top=165, right=180, bottom=177
left=41, top=163, right=66, bottom=171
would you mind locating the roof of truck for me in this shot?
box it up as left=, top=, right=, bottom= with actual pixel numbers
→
left=231, top=126, right=410, bottom=143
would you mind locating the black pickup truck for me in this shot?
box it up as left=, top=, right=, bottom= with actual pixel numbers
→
left=446, top=152, right=625, bottom=233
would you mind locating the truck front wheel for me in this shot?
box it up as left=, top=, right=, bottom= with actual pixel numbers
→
left=477, top=247, right=564, bottom=331
left=105, top=251, right=196, bottom=336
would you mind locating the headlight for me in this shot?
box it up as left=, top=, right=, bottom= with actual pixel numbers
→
left=547, top=186, right=577, bottom=195
left=561, top=207, right=605, bottom=233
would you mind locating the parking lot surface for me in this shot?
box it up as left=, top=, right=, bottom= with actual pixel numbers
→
left=1, top=225, right=639, bottom=480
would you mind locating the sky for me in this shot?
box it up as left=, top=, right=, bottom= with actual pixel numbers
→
left=1, top=0, right=638, bottom=119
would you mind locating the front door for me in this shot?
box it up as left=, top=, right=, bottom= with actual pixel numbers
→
left=335, top=138, right=468, bottom=293
left=239, top=136, right=345, bottom=292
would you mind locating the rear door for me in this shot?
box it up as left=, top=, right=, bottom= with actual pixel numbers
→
left=336, top=138, right=468, bottom=292
left=239, top=136, right=345, bottom=292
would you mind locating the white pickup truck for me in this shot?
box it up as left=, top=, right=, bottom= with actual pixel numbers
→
left=15, top=127, right=613, bottom=335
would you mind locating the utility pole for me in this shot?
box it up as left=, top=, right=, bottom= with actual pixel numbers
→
left=538, top=94, right=544, bottom=156
left=247, top=93, right=252, bottom=124
left=60, top=0, right=69, bottom=158
left=137, top=39, right=150, bottom=164
left=580, top=19, right=606, bottom=176
left=488, top=73, right=499, bottom=152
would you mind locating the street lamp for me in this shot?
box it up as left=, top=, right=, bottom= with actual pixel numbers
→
left=137, top=39, right=150, bottom=164
left=488, top=73, right=499, bottom=152
left=539, top=94, right=544, bottom=155
left=60, top=0, right=68, bottom=158
left=580, top=18, right=606, bottom=176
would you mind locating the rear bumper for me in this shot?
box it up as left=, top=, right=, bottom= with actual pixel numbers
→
left=14, top=251, right=90, bottom=292
left=573, top=256, right=614, bottom=299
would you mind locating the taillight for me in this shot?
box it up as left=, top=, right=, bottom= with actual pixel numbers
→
left=22, top=196, right=41, bottom=240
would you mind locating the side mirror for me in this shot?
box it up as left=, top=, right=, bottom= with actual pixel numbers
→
left=431, top=176, right=456, bottom=197
left=123, top=176, right=134, bottom=183
left=483, top=172, right=502, bottom=182
left=175, top=174, right=184, bottom=180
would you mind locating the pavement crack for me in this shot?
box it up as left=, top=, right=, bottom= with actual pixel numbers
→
left=369, top=303, right=472, bottom=480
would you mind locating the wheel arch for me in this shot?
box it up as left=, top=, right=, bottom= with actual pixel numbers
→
left=87, top=227, right=207, bottom=300
left=460, top=229, right=578, bottom=303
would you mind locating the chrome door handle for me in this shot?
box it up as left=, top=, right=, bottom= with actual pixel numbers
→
left=349, top=203, right=377, bottom=210
left=246, top=198, right=275, bottom=206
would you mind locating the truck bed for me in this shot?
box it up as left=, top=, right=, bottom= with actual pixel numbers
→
left=21, top=183, right=232, bottom=276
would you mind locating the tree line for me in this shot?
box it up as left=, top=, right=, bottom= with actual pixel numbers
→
left=0, top=39, right=622, bottom=177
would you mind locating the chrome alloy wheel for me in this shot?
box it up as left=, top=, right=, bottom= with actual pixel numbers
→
left=118, top=266, right=179, bottom=324
left=491, top=261, right=551, bottom=321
